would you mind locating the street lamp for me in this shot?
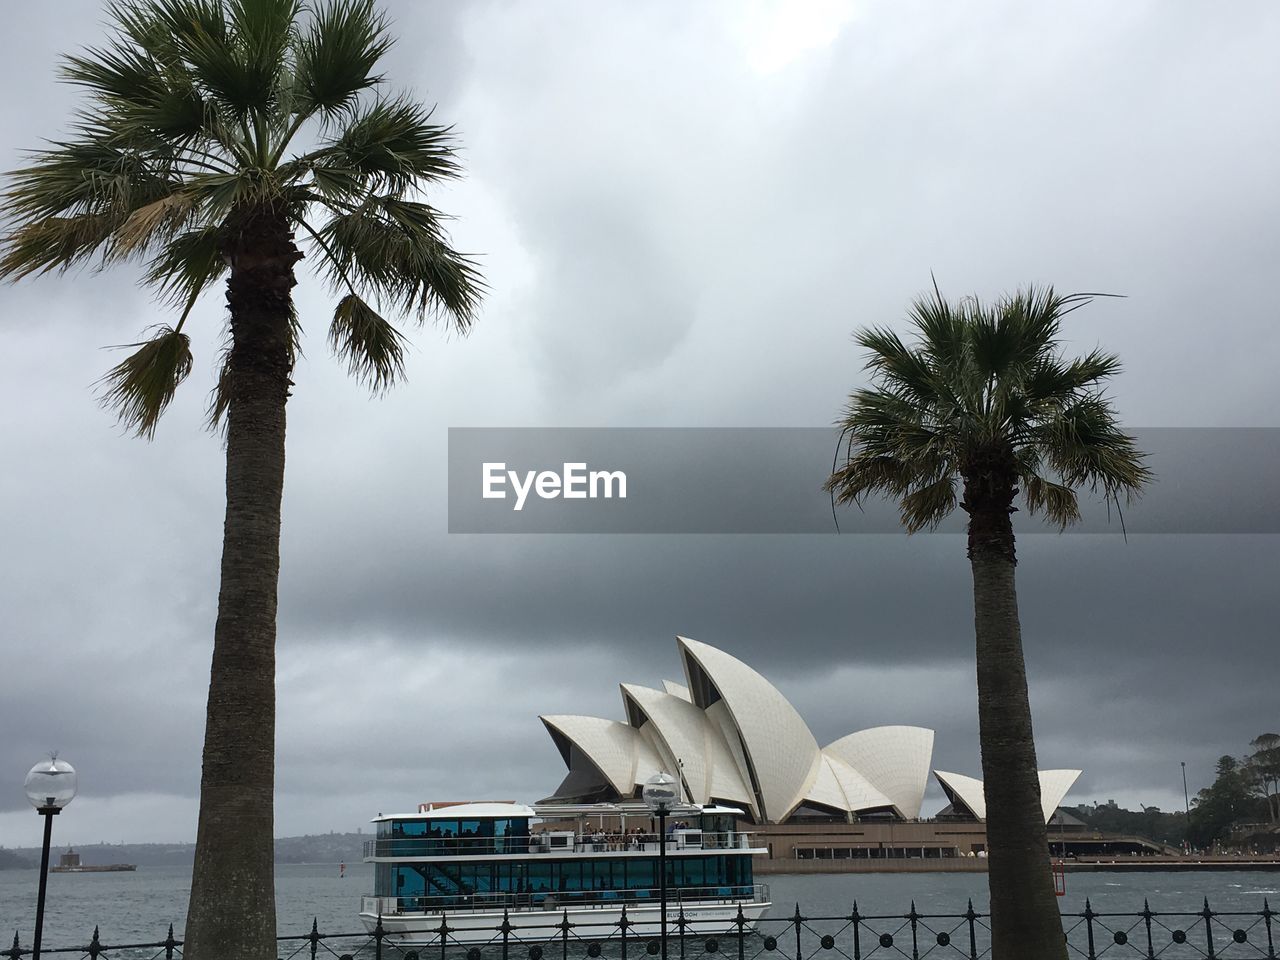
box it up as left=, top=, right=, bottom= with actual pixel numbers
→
left=642, top=772, right=679, bottom=960
left=24, top=756, right=77, bottom=960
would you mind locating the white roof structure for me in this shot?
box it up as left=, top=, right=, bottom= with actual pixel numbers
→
left=540, top=716, right=664, bottom=797
left=539, top=636, right=941, bottom=823
left=372, top=802, right=537, bottom=822
left=933, top=769, right=1083, bottom=823
left=825, top=726, right=936, bottom=820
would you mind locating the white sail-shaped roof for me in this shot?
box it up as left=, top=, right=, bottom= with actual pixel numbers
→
left=621, top=684, right=708, bottom=802
left=933, top=768, right=1083, bottom=823
left=616, top=686, right=752, bottom=814
left=540, top=715, right=661, bottom=797
left=620, top=683, right=754, bottom=811
left=1037, top=769, right=1082, bottom=822
left=824, top=726, right=935, bottom=820
left=806, top=754, right=894, bottom=814
left=678, top=636, right=822, bottom=821
left=933, top=770, right=988, bottom=820
left=662, top=680, right=692, bottom=701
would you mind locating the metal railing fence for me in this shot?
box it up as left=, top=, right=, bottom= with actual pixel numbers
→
left=5, top=896, right=1278, bottom=960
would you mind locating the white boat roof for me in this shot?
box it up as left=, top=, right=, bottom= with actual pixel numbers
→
left=371, top=801, right=745, bottom=823
left=372, top=802, right=537, bottom=822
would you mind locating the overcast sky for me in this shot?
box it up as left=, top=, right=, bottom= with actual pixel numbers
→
left=1, top=0, right=1278, bottom=849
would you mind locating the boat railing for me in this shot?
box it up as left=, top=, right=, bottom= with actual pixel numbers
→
left=360, top=883, right=769, bottom=916
left=363, top=831, right=752, bottom=860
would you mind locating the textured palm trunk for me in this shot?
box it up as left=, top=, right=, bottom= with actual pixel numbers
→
left=964, top=458, right=1066, bottom=960
left=183, top=208, right=298, bottom=960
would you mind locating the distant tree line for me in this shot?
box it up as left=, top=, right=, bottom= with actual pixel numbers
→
left=1186, top=734, right=1280, bottom=848
left=0, top=847, right=34, bottom=871
left=1070, top=733, right=1279, bottom=851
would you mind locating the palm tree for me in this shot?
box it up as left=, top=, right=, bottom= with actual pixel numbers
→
left=825, top=284, right=1148, bottom=960
left=0, top=2, right=482, bottom=957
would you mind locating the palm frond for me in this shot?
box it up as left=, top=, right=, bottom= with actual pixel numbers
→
left=899, top=476, right=958, bottom=532
left=206, top=339, right=232, bottom=432
left=315, top=197, right=483, bottom=330
left=97, top=325, right=194, bottom=437
left=300, top=95, right=462, bottom=194
left=111, top=190, right=199, bottom=259
left=1021, top=472, right=1082, bottom=530
left=3, top=133, right=177, bottom=224
left=855, top=326, right=942, bottom=408
left=825, top=454, right=914, bottom=505
left=329, top=292, right=407, bottom=391
left=0, top=213, right=121, bottom=278
left=293, top=0, right=390, bottom=120
left=144, top=223, right=227, bottom=311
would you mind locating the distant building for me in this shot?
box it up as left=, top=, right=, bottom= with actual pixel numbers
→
left=539, top=636, right=1079, bottom=825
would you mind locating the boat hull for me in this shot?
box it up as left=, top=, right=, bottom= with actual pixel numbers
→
left=360, top=900, right=772, bottom=946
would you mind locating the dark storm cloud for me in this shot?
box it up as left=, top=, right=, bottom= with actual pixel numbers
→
left=2, top=0, right=1279, bottom=846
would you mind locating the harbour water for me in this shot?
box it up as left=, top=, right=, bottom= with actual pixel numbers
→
left=2, top=863, right=1277, bottom=952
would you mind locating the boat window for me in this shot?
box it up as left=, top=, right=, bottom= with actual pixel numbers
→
left=431, top=820, right=460, bottom=840
left=459, top=820, right=486, bottom=850
left=526, top=860, right=553, bottom=893
left=376, top=854, right=755, bottom=908
left=627, top=858, right=655, bottom=889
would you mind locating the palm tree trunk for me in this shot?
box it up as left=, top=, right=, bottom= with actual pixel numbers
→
left=965, top=461, right=1066, bottom=960
left=183, top=208, right=298, bottom=960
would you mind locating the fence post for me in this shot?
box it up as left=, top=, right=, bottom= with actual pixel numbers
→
left=164, top=923, right=177, bottom=960
left=736, top=904, right=746, bottom=960
left=850, top=902, right=861, bottom=960
left=619, top=904, right=629, bottom=960
left=561, top=909, right=569, bottom=960
left=309, top=917, right=320, bottom=960
left=1202, top=898, right=1216, bottom=959
left=1263, top=898, right=1274, bottom=960
left=5, top=931, right=21, bottom=960
left=1083, top=898, right=1097, bottom=960
left=88, top=925, right=102, bottom=960
left=677, top=906, right=687, bottom=960
left=793, top=903, right=802, bottom=960
left=908, top=900, right=919, bottom=960
left=374, top=913, right=385, bottom=960
left=440, top=915, right=450, bottom=960
left=964, top=899, right=977, bottom=960
left=1141, top=899, right=1154, bottom=960
left=501, top=908, right=511, bottom=960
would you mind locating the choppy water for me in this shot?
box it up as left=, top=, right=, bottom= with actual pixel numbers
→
left=2, top=863, right=1277, bottom=954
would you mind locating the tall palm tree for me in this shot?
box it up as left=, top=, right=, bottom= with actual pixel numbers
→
left=826, top=285, right=1148, bottom=960
left=1, top=2, right=482, bottom=957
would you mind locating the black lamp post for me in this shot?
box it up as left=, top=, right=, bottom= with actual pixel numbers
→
left=24, top=756, right=77, bottom=960
left=643, top=772, right=679, bottom=960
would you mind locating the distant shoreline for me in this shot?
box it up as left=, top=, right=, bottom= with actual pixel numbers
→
left=1, top=832, right=367, bottom=870
left=757, top=856, right=1280, bottom=875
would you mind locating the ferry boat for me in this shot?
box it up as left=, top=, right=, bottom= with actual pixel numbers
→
left=359, top=801, right=770, bottom=945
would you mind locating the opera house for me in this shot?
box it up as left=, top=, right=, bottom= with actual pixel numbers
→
left=540, top=637, right=1083, bottom=864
